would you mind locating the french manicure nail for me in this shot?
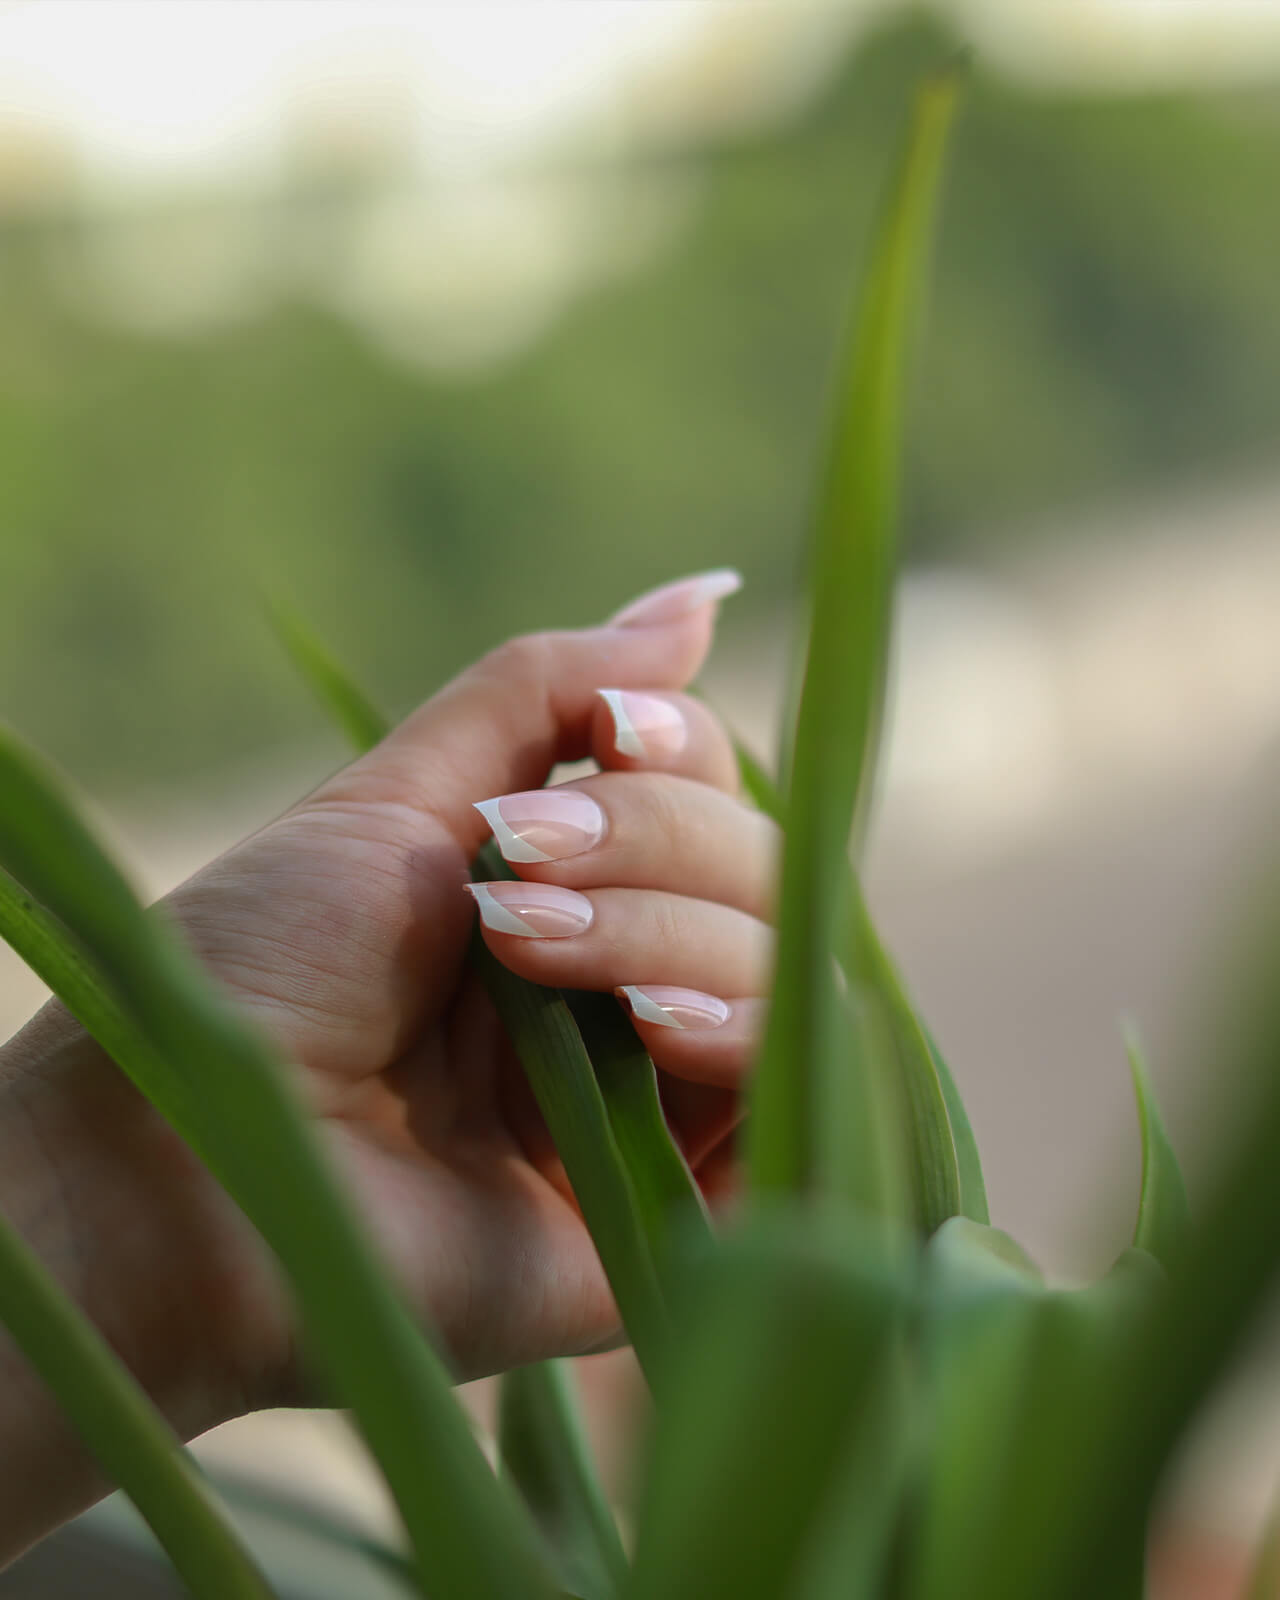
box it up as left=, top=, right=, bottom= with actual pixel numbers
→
left=465, top=881, right=593, bottom=938
left=609, top=568, right=743, bottom=629
left=617, top=985, right=731, bottom=1031
left=597, top=690, right=688, bottom=761
left=474, top=789, right=605, bottom=864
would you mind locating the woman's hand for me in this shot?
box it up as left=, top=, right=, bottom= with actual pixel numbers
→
left=0, top=570, right=775, bottom=1555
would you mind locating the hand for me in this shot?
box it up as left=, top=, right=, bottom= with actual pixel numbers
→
left=0, top=570, right=776, bottom=1554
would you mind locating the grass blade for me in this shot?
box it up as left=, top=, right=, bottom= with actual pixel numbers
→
left=1125, top=1028, right=1190, bottom=1272
left=0, top=1212, right=276, bottom=1599
left=499, top=1359, right=628, bottom=1600
left=265, top=598, right=390, bottom=752
left=628, top=1213, right=908, bottom=1600
left=0, top=728, right=557, bottom=1600
left=468, top=904, right=669, bottom=1381
left=728, top=711, right=987, bottom=1230
left=567, top=990, right=712, bottom=1279
left=747, top=74, right=959, bottom=1200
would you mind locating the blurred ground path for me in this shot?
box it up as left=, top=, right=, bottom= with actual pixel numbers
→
left=3, top=477, right=1280, bottom=1577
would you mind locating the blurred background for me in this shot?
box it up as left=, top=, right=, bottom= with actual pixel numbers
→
left=2, top=1, right=1280, bottom=1594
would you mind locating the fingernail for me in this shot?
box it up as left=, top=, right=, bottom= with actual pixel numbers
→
left=474, top=789, right=605, bottom=864
left=617, top=985, right=731, bottom=1031
left=597, top=690, right=688, bottom=761
left=465, top=881, right=593, bottom=938
left=609, top=568, right=743, bottom=629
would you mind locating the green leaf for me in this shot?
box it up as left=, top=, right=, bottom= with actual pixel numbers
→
left=729, top=734, right=785, bottom=825
left=844, top=882, right=987, bottom=1232
left=0, top=728, right=557, bottom=1600
left=467, top=907, right=669, bottom=1382
left=265, top=597, right=389, bottom=752
left=628, top=1212, right=910, bottom=1600
left=498, top=1360, right=628, bottom=1600
left=0, top=1211, right=276, bottom=1600
left=728, top=683, right=988, bottom=1233
left=567, top=990, right=713, bottom=1281
left=747, top=73, right=959, bottom=1202
left=911, top=1222, right=1163, bottom=1600
left=926, top=1027, right=989, bottom=1226
left=1125, top=1028, right=1191, bottom=1272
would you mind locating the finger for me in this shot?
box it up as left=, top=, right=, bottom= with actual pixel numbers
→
left=591, top=691, right=740, bottom=793
left=466, top=884, right=772, bottom=1003
left=619, top=991, right=767, bottom=1090
left=308, top=569, right=742, bottom=842
left=473, top=773, right=778, bottom=922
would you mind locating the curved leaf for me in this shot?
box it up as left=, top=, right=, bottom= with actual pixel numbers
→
left=747, top=73, right=960, bottom=1201
left=0, top=728, right=557, bottom=1600
left=0, top=1212, right=275, bottom=1600
left=498, top=1359, right=628, bottom=1600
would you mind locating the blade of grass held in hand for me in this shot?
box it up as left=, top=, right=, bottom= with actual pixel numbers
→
left=747, top=74, right=959, bottom=1201
left=0, top=729, right=557, bottom=1600
left=0, top=1211, right=276, bottom=1600
left=498, top=1359, right=628, bottom=1600
left=1125, top=1028, right=1190, bottom=1272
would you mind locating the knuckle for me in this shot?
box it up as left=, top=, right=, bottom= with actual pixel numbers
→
left=483, top=630, right=555, bottom=685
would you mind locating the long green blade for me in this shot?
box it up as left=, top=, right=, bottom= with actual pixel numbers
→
left=730, top=717, right=986, bottom=1230
left=747, top=75, right=959, bottom=1200
left=0, top=1211, right=275, bottom=1600
left=567, top=989, right=712, bottom=1279
left=498, top=1359, right=628, bottom=1600
left=265, top=598, right=390, bottom=752
left=468, top=911, right=668, bottom=1381
left=0, top=729, right=556, bottom=1600
left=1125, top=1029, right=1190, bottom=1272
left=628, top=1214, right=907, bottom=1600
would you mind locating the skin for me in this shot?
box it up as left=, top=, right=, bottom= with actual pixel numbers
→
left=0, top=579, right=778, bottom=1566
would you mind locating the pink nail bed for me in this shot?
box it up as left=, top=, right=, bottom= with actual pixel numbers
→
left=465, top=881, right=593, bottom=938
left=618, top=986, right=731, bottom=1031
left=609, top=568, right=743, bottom=628
left=474, top=789, right=604, bottom=864
left=597, top=690, right=688, bottom=762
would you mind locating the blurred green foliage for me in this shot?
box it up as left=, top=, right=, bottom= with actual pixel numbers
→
left=2, top=18, right=1280, bottom=790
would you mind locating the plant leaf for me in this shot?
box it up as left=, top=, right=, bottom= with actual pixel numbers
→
left=265, top=597, right=390, bottom=752
left=628, top=1212, right=909, bottom=1600
left=0, top=1210, right=276, bottom=1599
left=1125, top=1027, right=1190, bottom=1272
left=498, top=1359, right=628, bottom=1600
left=0, top=728, right=557, bottom=1600
left=567, top=990, right=713, bottom=1280
left=468, top=905, right=669, bottom=1382
left=747, top=73, right=959, bottom=1201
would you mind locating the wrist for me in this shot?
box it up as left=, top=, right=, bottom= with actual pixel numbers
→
left=0, top=1004, right=290, bottom=1515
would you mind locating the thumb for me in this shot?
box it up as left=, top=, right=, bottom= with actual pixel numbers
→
left=316, top=569, right=742, bottom=843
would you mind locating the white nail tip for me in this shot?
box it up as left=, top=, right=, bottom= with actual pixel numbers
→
left=690, top=569, right=744, bottom=605
left=620, top=986, right=686, bottom=1029
left=466, top=883, right=536, bottom=937
left=472, top=799, right=552, bottom=864
left=598, top=689, right=647, bottom=759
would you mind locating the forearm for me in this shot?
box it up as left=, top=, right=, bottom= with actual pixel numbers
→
left=0, top=1005, right=269, bottom=1565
